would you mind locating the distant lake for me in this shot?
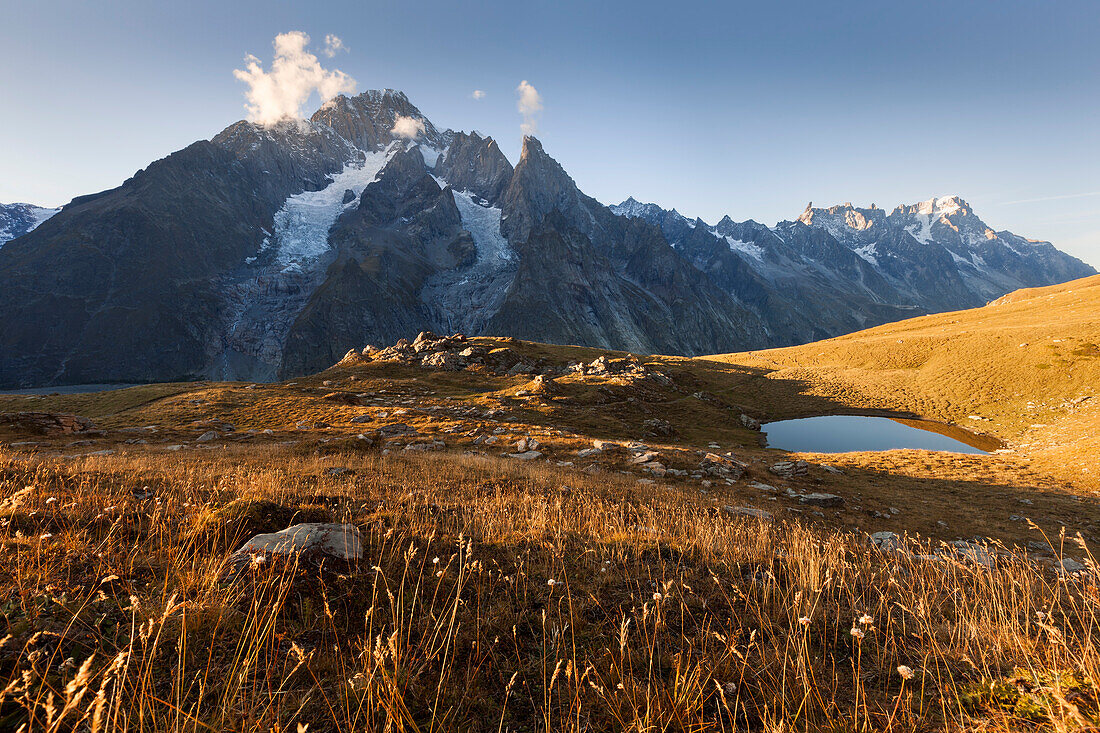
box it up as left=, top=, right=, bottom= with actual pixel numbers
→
left=0, top=383, right=143, bottom=396
left=763, top=415, right=994, bottom=454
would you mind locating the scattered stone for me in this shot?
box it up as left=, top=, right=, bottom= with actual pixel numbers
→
left=952, top=540, right=993, bottom=568
left=506, top=450, right=543, bottom=460
left=642, top=418, right=675, bottom=437
left=322, top=466, right=353, bottom=477
left=1058, top=558, right=1088, bottom=575
left=798, top=492, right=843, bottom=508
left=349, top=414, right=373, bottom=424
left=575, top=447, right=602, bottom=458
left=378, top=423, right=418, bottom=437
left=630, top=451, right=660, bottom=465
left=421, top=351, right=466, bottom=371
left=870, top=531, right=902, bottom=552
left=196, top=431, right=218, bottom=443
left=405, top=441, right=445, bottom=452
left=739, top=414, right=761, bottom=430
left=769, top=460, right=809, bottom=478
left=724, top=505, right=774, bottom=521
left=700, top=453, right=745, bottom=480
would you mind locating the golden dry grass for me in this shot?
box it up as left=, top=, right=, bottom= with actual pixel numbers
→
left=0, top=445, right=1096, bottom=731
left=706, top=275, right=1100, bottom=487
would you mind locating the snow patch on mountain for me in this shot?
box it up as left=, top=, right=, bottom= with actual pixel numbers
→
left=854, top=243, right=879, bottom=266
left=724, top=236, right=764, bottom=262
left=0, top=203, right=60, bottom=248
left=265, top=147, right=394, bottom=272
left=418, top=145, right=444, bottom=168
left=451, top=189, right=515, bottom=265
left=905, top=214, right=934, bottom=244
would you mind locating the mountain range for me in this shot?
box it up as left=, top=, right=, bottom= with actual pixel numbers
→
left=0, top=89, right=1093, bottom=388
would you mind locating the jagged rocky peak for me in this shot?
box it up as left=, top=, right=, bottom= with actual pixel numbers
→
left=610, top=197, right=681, bottom=222
left=311, top=88, right=447, bottom=152
left=892, top=195, right=973, bottom=220
left=797, top=201, right=888, bottom=234
left=435, top=130, right=514, bottom=204
left=500, top=136, right=590, bottom=243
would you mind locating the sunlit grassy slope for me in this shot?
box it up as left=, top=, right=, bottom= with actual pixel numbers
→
left=706, top=274, right=1100, bottom=484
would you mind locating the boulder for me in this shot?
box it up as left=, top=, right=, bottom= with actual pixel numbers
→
left=724, top=505, right=774, bottom=521
left=0, top=412, right=99, bottom=436
left=769, top=460, right=809, bottom=478
left=798, top=492, right=843, bottom=508
left=740, top=414, right=761, bottom=430
left=700, top=453, right=746, bottom=480
left=642, top=418, right=675, bottom=437
left=378, top=422, right=418, bottom=436
left=506, top=450, right=543, bottom=460
left=405, top=441, right=445, bottom=451
left=226, top=523, right=363, bottom=575
left=421, top=351, right=465, bottom=371
left=870, top=531, right=902, bottom=552
left=1058, top=558, right=1088, bottom=575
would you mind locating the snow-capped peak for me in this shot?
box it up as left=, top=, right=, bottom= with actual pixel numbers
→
left=912, top=195, right=970, bottom=219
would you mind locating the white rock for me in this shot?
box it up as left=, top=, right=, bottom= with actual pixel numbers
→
left=506, top=450, right=543, bottom=460
left=231, top=523, right=363, bottom=566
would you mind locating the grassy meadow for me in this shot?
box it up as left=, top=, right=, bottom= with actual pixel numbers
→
left=0, top=276, right=1098, bottom=731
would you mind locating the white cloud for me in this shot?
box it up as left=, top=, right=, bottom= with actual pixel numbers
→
left=516, top=80, right=542, bottom=136
left=323, top=34, right=347, bottom=58
left=233, top=31, right=356, bottom=126
left=471, top=89, right=486, bottom=100
left=391, top=115, right=426, bottom=140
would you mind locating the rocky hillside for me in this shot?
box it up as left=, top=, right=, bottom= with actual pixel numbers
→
left=0, top=89, right=1092, bottom=388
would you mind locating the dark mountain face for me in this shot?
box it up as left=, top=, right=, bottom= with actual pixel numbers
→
left=0, top=90, right=1093, bottom=388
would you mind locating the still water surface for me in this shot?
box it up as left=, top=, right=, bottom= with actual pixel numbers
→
left=763, top=415, right=989, bottom=454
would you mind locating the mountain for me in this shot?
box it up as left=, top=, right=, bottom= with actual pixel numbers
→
left=0, top=89, right=1093, bottom=388
left=0, top=202, right=59, bottom=246
left=612, top=195, right=1095, bottom=331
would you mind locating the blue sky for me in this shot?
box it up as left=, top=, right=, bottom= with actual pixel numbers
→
left=1, top=0, right=1097, bottom=265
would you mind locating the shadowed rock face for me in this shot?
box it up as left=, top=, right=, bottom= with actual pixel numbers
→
left=435, top=132, right=514, bottom=204
left=0, top=90, right=1093, bottom=389
left=310, top=89, right=448, bottom=152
